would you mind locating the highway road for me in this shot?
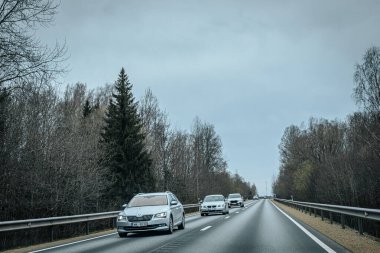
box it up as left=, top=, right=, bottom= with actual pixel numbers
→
left=29, top=200, right=351, bottom=253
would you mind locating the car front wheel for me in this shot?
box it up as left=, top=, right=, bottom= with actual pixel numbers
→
left=178, top=214, right=185, bottom=229
left=118, top=232, right=128, bottom=238
left=167, top=216, right=174, bottom=234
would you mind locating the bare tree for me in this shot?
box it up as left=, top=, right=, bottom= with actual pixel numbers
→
left=354, top=47, right=380, bottom=113
left=0, top=0, right=66, bottom=88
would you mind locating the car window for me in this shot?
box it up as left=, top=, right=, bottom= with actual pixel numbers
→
left=128, top=195, right=168, bottom=207
left=169, top=194, right=178, bottom=202
left=228, top=194, right=241, bottom=198
left=204, top=195, right=224, bottom=202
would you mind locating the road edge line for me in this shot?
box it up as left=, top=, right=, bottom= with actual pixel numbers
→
left=28, top=233, right=118, bottom=253
left=271, top=201, right=336, bottom=253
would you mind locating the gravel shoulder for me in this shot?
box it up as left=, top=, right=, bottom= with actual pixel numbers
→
left=273, top=200, right=380, bottom=253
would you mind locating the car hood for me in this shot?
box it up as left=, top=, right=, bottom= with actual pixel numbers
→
left=119, top=205, right=169, bottom=216
left=202, top=201, right=225, bottom=206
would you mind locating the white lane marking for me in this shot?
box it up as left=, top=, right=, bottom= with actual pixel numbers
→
left=236, top=211, right=240, bottom=214
left=200, top=226, right=212, bottom=231
left=28, top=233, right=118, bottom=253
left=271, top=202, right=336, bottom=253
left=224, top=216, right=230, bottom=219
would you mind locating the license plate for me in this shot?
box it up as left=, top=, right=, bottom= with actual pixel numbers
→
left=132, top=222, right=147, bottom=227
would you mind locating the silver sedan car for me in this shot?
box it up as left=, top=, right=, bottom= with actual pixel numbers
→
left=200, top=194, right=229, bottom=216
left=227, top=193, right=244, bottom=208
left=117, top=192, right=185, bottom=237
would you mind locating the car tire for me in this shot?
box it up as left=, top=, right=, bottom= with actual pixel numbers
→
left=201, top=213, right=204, bottom=216
left=118, top=232, right=128, bottom=238
left=167, top=216, right=174, bottom=234
left=178, top=214, right=185, bottom=229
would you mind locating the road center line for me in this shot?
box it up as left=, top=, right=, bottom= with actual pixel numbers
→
left=271, top=202, right=336, bottom=253
left=200, top=226, right=212, bottom=231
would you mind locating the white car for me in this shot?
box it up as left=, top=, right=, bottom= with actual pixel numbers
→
left=200, top=194, right=229, bottom=216
left=117, top=192, right=185, bottom=237
left=227, top=193, right=244, bottom=207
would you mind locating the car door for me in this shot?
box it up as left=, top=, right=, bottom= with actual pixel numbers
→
left=169, top=194, right=181, bottom=224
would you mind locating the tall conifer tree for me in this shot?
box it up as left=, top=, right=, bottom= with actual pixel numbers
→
left=101, top=68, right=154, bottom=203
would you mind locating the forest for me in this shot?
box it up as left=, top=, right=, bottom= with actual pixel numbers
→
left=273, top=47, right=380, bottom=209
left=0, top=67, right=256, bottom=221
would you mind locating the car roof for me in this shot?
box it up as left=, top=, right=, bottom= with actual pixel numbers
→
left=205, top=194, right=224, bottom=197
left=134, top=192, right=172, bottom=196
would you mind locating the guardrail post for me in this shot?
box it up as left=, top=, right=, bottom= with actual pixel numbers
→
left=86, top=221, right=90, bottom=235
left=358, top=218, right=363, bottom=235
left=329, top=212, right=333, bottom=224
left=314, top=208, right=316, bottom=217
left=309, top=207, right=311, bottom=216
left=50, top=226, right=54, bottom=242
left=321, top=210, right=324, bottom=221
left=341, top=214, right=345, bottom=229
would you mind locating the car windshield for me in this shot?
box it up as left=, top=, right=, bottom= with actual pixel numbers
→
left=228, top=194, right=241, bottom=198
left=204, top=195, right=224, bottom=202
left=128, top=195, right=168, bottom=207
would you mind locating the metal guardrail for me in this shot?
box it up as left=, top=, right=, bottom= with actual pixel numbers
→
left=0, top=203, right=200, bottom=235
left=274, top=198, right=380, bottom=235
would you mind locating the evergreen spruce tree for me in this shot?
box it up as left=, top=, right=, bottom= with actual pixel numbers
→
left=101, top=68, right=154, bottom=203
left=82, top=99, right=92, bottom=118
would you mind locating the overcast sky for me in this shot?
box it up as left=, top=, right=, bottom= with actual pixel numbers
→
left=39, top=0, right=380, bottom=195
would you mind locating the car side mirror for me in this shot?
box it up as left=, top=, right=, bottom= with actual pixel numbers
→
left=170, top=200, right=178, bottom=206
left=122, top=204, right=127, bottom=209
left=199, top=200, right=203, bottom=204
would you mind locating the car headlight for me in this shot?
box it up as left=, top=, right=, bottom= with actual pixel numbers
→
left=201, top=205, right=206, bottom=209
left=118, top=215, right=127, bottom=220
left=155, top=212, right=167, bottom=218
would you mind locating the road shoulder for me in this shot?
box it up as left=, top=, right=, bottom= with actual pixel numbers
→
left=272, top=200, right=380, bottom=253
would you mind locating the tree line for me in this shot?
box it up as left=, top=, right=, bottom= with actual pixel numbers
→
left=0, top=69, right=256, bottom=220
left=273, top=47, right=380, bottom=209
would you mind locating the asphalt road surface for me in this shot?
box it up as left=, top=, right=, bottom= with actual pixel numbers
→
left=30, top=200, right=351, bottom=253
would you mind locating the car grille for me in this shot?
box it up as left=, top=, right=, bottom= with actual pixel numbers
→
left=207, top=205, right=216, bottom=208
left=127, top=215, right=153, bottom=222
left=124, top=224, right=161, bottom=230
left=231, top=200, right=238, bottom=203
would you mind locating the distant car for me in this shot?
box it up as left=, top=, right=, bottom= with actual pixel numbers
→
left=227, top=193, right=244, bottom=207
left=117, top=192, right=185, bottom=237
left=200, top=194, right=229, bottom=216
